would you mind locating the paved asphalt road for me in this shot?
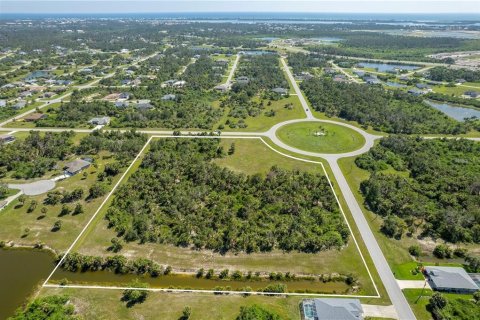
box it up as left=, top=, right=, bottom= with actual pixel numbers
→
left=3, top=53, right=478, bottom=319
left=280, top=62, right=416, bottom=320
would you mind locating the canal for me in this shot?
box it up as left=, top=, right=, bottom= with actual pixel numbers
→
left=0, top=248, right=55, bottom=319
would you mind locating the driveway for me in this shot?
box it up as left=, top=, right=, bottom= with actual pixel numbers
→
left=397, top=280, right=431, bottom=290
left=8, top=180, right=56, bottom=196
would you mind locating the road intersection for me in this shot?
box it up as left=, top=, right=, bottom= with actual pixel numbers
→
left=6, top=52, right=480, bottom=320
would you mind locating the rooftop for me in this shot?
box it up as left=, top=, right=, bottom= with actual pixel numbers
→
left=424, top=266, right=479, bottom=292
left=302, top=298, right=363, bottom=320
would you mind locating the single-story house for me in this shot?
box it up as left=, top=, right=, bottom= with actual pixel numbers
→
left=334, top=75, right=348, bottom=83
left=173, top=80, right=186, bottom=88
left=161, top=94, right=177, bottom=101
left=364, top=76, right=381, bottom=85
left=323, top=68, right=336, bottom=74
left=408, top=89, right=426, bottom=96
left=236, top=76, right=250, bottom=85
left=353, top=70, right=365, bottom=77
left=88, top=117, right=110, bottom=126
left=424, top=266, right=479, bottom=294
left=136, top=100, right=153, bottom=110
left=0, top=100, right=6, bottom=107
left=23, top=113, right=46, bottom=122
left=416, top=83, right=430, bottom=89
left=64, top=159, right=91, bottom=175
left=119, top=92, right=130, bottom=100
left=0, top=134, right=16, bottom=144
left=80, top=68, right=93, bottom=73
left=214, top=84, right=229, bottom=92
left=456, top=79, right=466, bottom=84
left=115, top=101, right=129, bottom=108
left=13, top=101, right=27, bottom=110
left=43, top=92, right=55, bottom=98
left=464, top=91, right=480, bottom=98
left=162, top=79, right=177, bottom=87
left=301, top=298, right=363, bottom=320
left=271, top=87, right=289, bottom=95
left=216, top=59, right=229, bottom=66
left=294, top=72, right=314, bottom=81
left=19, top=90, right=33, bottom=98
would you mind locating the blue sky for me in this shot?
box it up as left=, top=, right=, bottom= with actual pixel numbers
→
left=1, top=0, right=479, bottom=14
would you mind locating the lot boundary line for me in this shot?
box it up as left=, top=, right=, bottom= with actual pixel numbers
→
left=41, top=134, right=380, bottom=300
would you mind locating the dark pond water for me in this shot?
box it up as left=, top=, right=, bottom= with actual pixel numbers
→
left=425, top=100, right=480, bottom=121
left=358, top=62, right=419, bottom=72
left=0, top=248, right=56, bottom=319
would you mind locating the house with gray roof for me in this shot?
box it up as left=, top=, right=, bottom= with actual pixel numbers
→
left=271, top=87, right=289, bottom=95
left=88, top=117, right=110, bottom=126
left=161, top=94, right=177, bottom=101
left=424, top=266, right=479, bottom=294
left=64, top=159, right=91, bottom=175
left=301, top=298, right=363, bottom=320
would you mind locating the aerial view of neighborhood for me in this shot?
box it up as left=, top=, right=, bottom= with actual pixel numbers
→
left=0, top=1, right=479, bottom=319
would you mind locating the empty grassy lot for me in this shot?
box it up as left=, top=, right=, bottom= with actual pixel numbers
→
left=217, top=95, right=306, bottom=132
left=74, top=138, right=376, bottom=295
left=276, top=121, right=366, bottom=153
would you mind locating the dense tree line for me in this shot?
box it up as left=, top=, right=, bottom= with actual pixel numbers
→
left=76, top=130, right=148, bottom=161
left=9, top=295, right=78, bottom=320
left=356, top=136, right=480, bottom=243
left=232, top=54, right=288, bottom=94
left=0, top=130, right=146, bottom=179
left=427, top=66, right=480, bottom=83
left=287, top=52, right=326, bottom=74
left=301, top=77, right=466, bottom=134
left=0, top=131, right=74, bottom=179
left=106, top=139, right=348, bottom=253
left=428, top=292, right=480, bottom=320
left=181, top=56, right=227, bottom=90
left=224, top=54, right=289, bottom=122
left=236, top=305, right=282, bottom=320
left=37, top=91, right=223, bottom=129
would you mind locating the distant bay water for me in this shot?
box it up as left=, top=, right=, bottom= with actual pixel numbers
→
left=1, top=12, right=479, bottom=23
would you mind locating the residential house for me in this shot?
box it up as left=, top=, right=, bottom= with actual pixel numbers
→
left=136, top=100, right=153, bottom=110
left=12, top=101, right=27, bottom=110
left=416, top=83, right=431, bottom=90
left=364, top=76, right=381, bottom=85
left=408, top=89, right=426, bottom=96
left=424, top=266, right=479, bottom=294
left=214, top=84, right=229, bottom=92
left=161, top=94, right=177, bottom=101
left=271, top=87, right=289, bottom=95
left=236, top=76, right=250, bottom=85
left=0, top=100, right=6, bottom=107
left=88, top=117, right=110, bottom=126
left=333, top=74, right=348, bottom=83
left=173, top=80, right=186, bottom=88
left=115, top=101, right=129, bottom=108
left=23, top=113, right=46, bottom=122
left=0, top=134, right=16, bottom=144
left=64, top=159, right=91, bottom=175
left=464, top=91, right=480, bottom=98
left=301, top=299, right=363, bottom=320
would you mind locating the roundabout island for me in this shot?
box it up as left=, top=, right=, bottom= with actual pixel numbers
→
left=276, top=121, right=366, bottom=154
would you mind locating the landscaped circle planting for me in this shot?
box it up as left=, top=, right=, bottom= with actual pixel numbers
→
left=276, top=121, right=366, bottom=154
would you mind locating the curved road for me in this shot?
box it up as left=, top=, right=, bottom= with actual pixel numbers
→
left=3, top=53, right=478, bottom=319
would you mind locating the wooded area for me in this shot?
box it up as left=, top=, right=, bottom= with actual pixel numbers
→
left=106, top=139, right=348, bottom=254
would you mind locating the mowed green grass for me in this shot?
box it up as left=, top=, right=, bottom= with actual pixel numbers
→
left=76, top=138, right=376, bottom=295
left=217, top=95, right=306, bottom=132
left=403, top=289, right=475, bottom=320
left=39, top=288, right=304, bottom=319
left=276, top=122, right=366, bottom=154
